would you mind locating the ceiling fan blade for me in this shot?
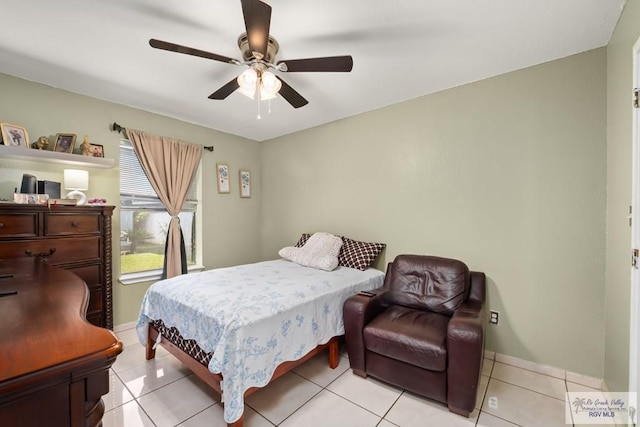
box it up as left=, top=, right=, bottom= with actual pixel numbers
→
left=241, top=0, right=271, bottom=59
left=277, top=56, right=353, bottom=72
left=208, top=78, right=240, bottom=100
left=150, top=39, right=238, bottom=64
left=276, top=77, right=308, bottom=108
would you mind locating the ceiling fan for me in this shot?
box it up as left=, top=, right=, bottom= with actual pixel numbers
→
left=149, top=0, right=353, bottom=110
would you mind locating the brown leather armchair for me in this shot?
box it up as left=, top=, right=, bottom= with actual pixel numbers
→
left=343, top=254, right=486, bottom=417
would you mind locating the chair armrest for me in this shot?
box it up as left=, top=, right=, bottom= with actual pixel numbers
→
left=343, top=290, right=388, bottom=375
left=447, top=300, right=485, bottom=415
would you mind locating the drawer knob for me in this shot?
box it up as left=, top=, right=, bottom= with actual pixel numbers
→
left=71, top=221, right=79, bottom=228
left=25, top=248, right=57, bottom=259
left=0, top=223, right=3, bottom=230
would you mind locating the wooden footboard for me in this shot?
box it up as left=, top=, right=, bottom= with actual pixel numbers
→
left=146, top=323, right=340, bottom=427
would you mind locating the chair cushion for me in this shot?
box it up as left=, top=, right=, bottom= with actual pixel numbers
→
left=363, top=305, right=450, bottom=372
left=383, top=255, right=470, bottom=315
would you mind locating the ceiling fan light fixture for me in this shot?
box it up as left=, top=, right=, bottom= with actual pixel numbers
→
left=261, top=71, right=281, bottom=97
left=237, top=68, right=258, bottom=98
left=236, top=69, right=281, bottom=100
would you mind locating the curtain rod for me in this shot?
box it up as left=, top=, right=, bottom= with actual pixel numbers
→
left=110, top=122, right=214, bottom=152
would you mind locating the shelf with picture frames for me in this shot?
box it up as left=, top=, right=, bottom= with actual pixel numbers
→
left=0, top=144, right=114, bottom=169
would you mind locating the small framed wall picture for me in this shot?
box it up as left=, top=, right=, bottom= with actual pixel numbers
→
left=239, top=170, right=251, bottom=198
left=53, top=133, right=77, bottom=153
left=0, top=123, right=30, bottom=148
left=217, top=163, right=230, bottom=194
left=90, top=143, right=104, bottom=158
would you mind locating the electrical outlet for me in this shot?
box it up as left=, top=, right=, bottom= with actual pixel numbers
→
left=488, top=396, right=498, bottom=409
left=489, top=310, right=499, bottom=325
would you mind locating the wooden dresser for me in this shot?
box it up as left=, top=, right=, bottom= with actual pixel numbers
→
left=0, top=258, right=122, bottom=426
left=0, top=204, right=114, bottom=329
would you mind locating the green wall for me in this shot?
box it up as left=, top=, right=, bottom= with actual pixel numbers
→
left=0, top=73, right=262, bottom=325
left=1, top=29, right=628, bottom=382
left=261, top=48, right=608, bottom=378
left=605, top=0, right=640, bottom=393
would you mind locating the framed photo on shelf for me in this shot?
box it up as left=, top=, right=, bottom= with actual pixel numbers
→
left=0, top=123, right=30, bottom=148
left=239, top=170, right=251, bottom=198
left=53, top=133, right=77, bottom=153
left=217, top=163, right=230, bottom=194
left=90, top=143, right=104, bottom=158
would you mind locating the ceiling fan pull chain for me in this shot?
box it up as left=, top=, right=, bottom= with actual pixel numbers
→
left=257, top=82, right=262, bottom=120
left=257, top=101, right=261, bottom=120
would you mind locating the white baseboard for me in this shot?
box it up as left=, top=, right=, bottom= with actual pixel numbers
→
left=487, top=351, right=603, bottom=390
left=114, top=321, right=137, bottom=332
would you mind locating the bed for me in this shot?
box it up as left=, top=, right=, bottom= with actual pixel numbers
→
left=136, top=258, right=385, bottom=426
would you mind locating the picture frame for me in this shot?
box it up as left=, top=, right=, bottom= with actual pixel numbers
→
left=239, top=170, right=251, bottom=198
left=0, top=123, right=30, bottom=148
left=217, top=163, right=230, bottom=194
left=90, top=143, right=104, bottom=158
left=53, top=133, right=77, bottom=153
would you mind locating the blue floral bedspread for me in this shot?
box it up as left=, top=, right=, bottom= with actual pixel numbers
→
left=136, top=259, right=384, bottom=423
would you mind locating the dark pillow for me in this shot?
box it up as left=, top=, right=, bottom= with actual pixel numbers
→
left=338, top=237, right=386, bottom=271
left=294, top=233, right=312, bottom=248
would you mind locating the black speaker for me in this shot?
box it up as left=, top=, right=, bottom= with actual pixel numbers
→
left=37, top=180, right=61, bottom=199
left=20, top=174, right=37, bottom=194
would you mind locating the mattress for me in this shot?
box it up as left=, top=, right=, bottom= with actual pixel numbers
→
left=136, top=259, right=384, bottom=423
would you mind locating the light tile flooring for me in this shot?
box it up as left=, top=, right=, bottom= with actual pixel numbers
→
left=105, top=325, right=595, bottom=426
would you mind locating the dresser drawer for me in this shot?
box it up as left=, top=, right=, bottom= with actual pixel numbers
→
left=0, top=236, right=101, bottom=264
left=64, top=265, right=103, bottom=327
left=86, top=312, right=102, bottom=327
left=87, top=286, right=104, bottom=314
left=44, top=213, right=100, bottom=236
left=0, top=213, right=37, bottom=238
left=66, top=264, right=101, bottom=287
left=0, top=204, right=113, bottom=330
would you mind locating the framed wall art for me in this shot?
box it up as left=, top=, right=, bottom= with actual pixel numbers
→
left=54, top=133, right=77, bottom=153
left=239, top=170, right=251, bottom=198
left=0, top=123, right=30, bottom=148
left=90, top=143, right=104, bottom=158
left=217, top=163, right=230, bottom=194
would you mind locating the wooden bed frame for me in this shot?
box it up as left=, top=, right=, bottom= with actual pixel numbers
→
left=146, top=323, right=340, bottom=427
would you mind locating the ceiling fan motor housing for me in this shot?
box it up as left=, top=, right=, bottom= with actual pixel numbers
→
left=238, top=32, right=279, bottom=63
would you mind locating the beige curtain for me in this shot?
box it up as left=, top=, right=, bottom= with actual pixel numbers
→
left=125, top=128, right=203, bottom=279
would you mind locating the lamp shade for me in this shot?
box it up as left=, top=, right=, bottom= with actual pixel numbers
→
left=63, top=169, right=89, bottom=205
left=261, top=71, right=281, bottom=98
left=237, top=69, right=258, bottom=98
left=64, top=169, right=89, bottom=190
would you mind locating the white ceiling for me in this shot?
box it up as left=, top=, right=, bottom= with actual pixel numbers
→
left=0, top=0, right=625, bottom=142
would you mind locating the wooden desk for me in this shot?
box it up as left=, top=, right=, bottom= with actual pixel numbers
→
left=0, top=258, right=122, bottom=426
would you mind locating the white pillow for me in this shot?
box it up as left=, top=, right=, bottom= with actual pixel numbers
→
left=279, top=232, right=343, bottom=271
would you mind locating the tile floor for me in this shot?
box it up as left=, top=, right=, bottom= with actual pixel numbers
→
left=104, top=324, right=597, bottom=427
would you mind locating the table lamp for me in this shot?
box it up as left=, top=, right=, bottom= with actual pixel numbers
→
left=63, top=169, right=88, bottom=205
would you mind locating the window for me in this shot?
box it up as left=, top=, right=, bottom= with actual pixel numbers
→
left=119, top=140, right=201, bottom=283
